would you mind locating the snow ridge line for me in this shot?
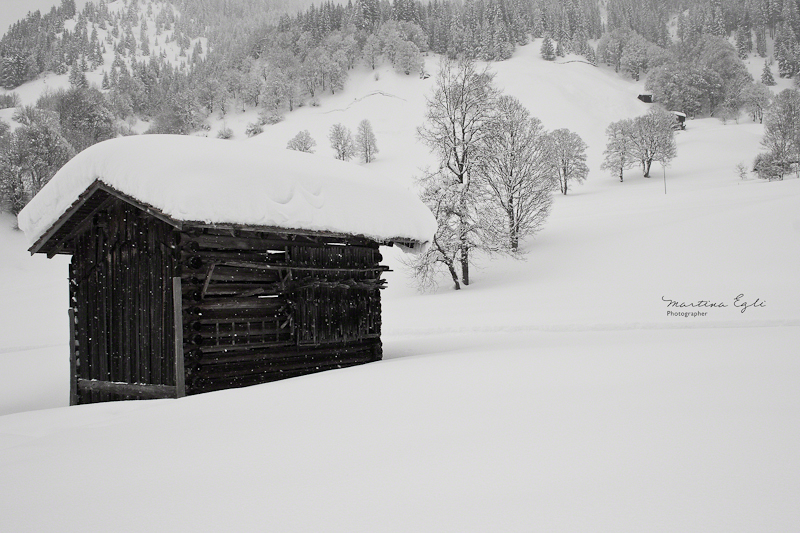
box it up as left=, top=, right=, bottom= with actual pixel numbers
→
left=554, top=59, right=595, bottom=66
left=0, top=343, right=64, bottom=355
left=320, top=91, right=407, bottom=114
left=384, top=319, right=800, bottom=337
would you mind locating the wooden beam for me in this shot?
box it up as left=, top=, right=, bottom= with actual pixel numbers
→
left=173, top=277, right=186, bottom=398
left=29, top=180, right=106, bottom=255
left=185, top=222, right=396, bottom=248
left=77, top=379, right=177, bottom=399
left=68, top=308, right=78, bottom=406
left=46, top=195, right=116, bottom=258
left=95, top=183, right=182, bottom=231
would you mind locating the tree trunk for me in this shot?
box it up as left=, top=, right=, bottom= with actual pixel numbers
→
left=460, top=249, right=469, bottom=285
left=446, top=260, right=460, bottom=290
left=508, top=202, right=517, bottom=251
left=459, top=189, right=469, bottom=286
left=643, top=158, right=652, bottom=177
left=619, top=167, right=624, bottom=182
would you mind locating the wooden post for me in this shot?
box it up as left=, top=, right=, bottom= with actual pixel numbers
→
left=68, top=308, right=78, bottom=406
left=173, top=277, right=186, bottom=398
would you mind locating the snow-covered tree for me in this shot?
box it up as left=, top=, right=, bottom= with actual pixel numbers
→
left=742, top=82, right=772, bottom=123
left=621, top=33, right=649, bottom=81
left=586, top=45, right=598, bottom=66
left=761, top=89, right=800, bottom=172
left=404, top=174, right=465, bottom=290
left=329, top=123, right=354, bottom=160
left=628, top=107, right=677, bottom=178
left=68, top=63, right=88, bottom=89
left=417, top=57, right=499, bottom=287
left=547, top=128, right=589, bottom=194
left=0, top=122, right=74, bottom=214
left=362, top=34, right=382, bottom=70
left=55, top=87, right=116, bottom=153
left=394, top=40, right=423, bottom=75
left=762, top=61, right=776, bottom=86
left=756, top=27, right=767, bottom=57
left=354, top=119, right=378, bottom=163
left=481, top=95, right=555, bottom=251
left=287, top=130, right=316, bottom=153
left=540, top=35, right=555, bottom=60
left=601, top=118, right=635, bottom=182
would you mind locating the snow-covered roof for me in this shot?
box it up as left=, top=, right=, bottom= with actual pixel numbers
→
left=18, top=135, right=436, bottom=252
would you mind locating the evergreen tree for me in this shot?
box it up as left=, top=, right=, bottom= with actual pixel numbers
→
left=756, top=26, right=768, bottom=57
left=68, top=63, right=88, bottom=89
left=736, top=26, right=750, bottom=59
left=540, top=35, right=555, bottom=60
left=586, top=44, right=598, bottom=66
left=762, top=61, right=777, bottom=85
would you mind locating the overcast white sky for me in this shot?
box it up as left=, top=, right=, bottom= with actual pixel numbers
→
left=1, top=0, right=88, bottom=37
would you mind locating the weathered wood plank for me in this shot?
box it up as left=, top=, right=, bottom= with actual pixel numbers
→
left=173, top=277, right=186, bottom=398
left=77, top=379, right=177, bottom=399
left=68, top=308, right=78, bottom=406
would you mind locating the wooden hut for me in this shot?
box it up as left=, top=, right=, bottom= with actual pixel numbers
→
left=671, top=111, right=687, bottom=129
left=18, top=135, right=435, bottom=405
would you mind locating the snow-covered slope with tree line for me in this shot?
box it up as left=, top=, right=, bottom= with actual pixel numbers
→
left=1, top=0, right=800, bottom=216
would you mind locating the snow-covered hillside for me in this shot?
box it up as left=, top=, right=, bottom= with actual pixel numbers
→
left=1, top=0, right=207, bottom=117
left=1, top=42, right=799, bottom=532
left=1, top=0, right=90, bottom=38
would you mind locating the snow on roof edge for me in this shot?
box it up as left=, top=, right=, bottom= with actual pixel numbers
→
left=18, top=135, right=436, bottom=252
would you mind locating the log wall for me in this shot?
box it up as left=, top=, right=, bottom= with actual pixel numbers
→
left=69, top=201, right=178, bottom=404
left=180, top=228, right=384, bottom=395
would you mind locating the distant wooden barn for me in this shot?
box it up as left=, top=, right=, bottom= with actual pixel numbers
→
left=671, top=111, right=687, bottom=129
left=18, top=136, right=435, bottom=405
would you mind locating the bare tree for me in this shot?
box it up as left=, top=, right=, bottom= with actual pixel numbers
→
left=329, top=123, right=355, bottom=161
left=601, top=118, right=635, bottom=182
left=403, top=176, right=464, bottom=290
left=417, top=57, right=499, bottom=286
left=287, top=130, right=316, bottom=153
left=547, top=129, right=589, bottom=194
left=628, top=107, right=677, bottom=178
left=355, top=119, right=379, bottom=163
left=480, top=95, right=555, bottom=251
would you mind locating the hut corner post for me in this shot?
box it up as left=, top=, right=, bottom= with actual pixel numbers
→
left=173, top=277, right=186, bottom=398
left=68, top=308, right=78, bottom=406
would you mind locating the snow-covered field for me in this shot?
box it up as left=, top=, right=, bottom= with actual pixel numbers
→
left=1, top=43, right=799, bottom=532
